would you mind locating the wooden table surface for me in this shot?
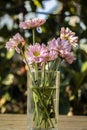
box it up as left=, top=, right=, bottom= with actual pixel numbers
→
left=0, top=114, right=87, bottom=130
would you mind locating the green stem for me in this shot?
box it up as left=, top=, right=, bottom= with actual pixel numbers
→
left=41, top=64, right=45, bottom=87
left=56, top=58, right=62, bottom=71
left=32, top=28, right=35, bottom=45
left=35, top=63, right=38, bottom=82
left=32, top=88, right=54, bottom=128
left=20, top=50, right=36, bottom=86
left=47, top=89, right=54, bottom=105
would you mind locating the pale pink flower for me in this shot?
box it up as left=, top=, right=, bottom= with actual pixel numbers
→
left=64, top=52, right=76, bottom=64
left=48, top=38, right=56, bottom=50
left=48, top=38, right=71, bottom=58
left=19, top=18, right=46, bottom=29
left=13, top=33, right=26, bottom=46
left=48, top=37, right=76, bottom=64
left=6, top=39, right=20, bottom=53
left=26, top=43, right=48, bottom=65
left=44, top=50, right=58, bottom=62
left=5, top=33, right=26, bottom=53
left=60, top=27, right=78, bottom=47
left=48, top=50, right=58, bottom=61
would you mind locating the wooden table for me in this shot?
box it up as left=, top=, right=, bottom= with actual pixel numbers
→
left=0, top=114, right=87, bottom=130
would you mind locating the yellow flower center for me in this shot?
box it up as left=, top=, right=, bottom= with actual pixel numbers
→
left=33, top=51, right=40, bottom=57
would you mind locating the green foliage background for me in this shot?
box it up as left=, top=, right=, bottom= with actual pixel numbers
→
left=0, top=0, right=87, bottom=115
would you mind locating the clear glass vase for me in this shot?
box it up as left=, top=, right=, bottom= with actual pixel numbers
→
left=27, top=70, right=60, bottom=130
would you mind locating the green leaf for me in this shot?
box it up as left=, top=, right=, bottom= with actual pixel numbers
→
left=4, top=93, right=10, bottom=100
left=2, top=73, right=14, bottom=85
left=81, top=62, right=87, bottom=72
left=6, top=50, right=15, bottom=59
left=33, top=0, right=42, bottom=7
left=80, top=43, right=87, bottom=53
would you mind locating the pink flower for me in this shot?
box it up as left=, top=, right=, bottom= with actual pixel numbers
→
left=44, top=50, right=58, bottom=62
left=64, top=52, right=76, bottom=64
left=13, top=33, right=26, bottom=46
left=60, top=27, right=78, bottom=47
left=48, top=37, right=76, bottom=64
left=19, top=18, right=46, bottom=29
left=26, top=43, right=48, bottom=65
left=5, top=33, right=26, bottom=53
left=48, top=38, right=71, bottom=58
left=6, top=39, right=20, bottom=53
left=48, top=38, right=56, bottom=50
left=48, top=50, right=58, bottom=61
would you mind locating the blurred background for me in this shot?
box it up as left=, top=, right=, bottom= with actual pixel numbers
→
left=0, top=0, right=87, bottom=115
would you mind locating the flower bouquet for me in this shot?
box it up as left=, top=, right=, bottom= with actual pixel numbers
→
left=5, top=18, right=78, bottom=130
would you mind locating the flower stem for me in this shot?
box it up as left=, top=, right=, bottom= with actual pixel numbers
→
left=41, top=64, right=45, bottom=87
left=32, top=28, right=35, bottom=45
left=56, top=58, right=62, bottom=71
left=32, top=88, right=54, bottom=128
left=20, top=50, right=36, bottom=86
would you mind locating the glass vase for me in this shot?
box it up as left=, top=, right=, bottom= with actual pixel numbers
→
left=27, top=70, right=60, bottom=130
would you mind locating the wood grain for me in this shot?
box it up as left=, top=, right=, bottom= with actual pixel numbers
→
left=0, top=114, right=87, bottom=130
